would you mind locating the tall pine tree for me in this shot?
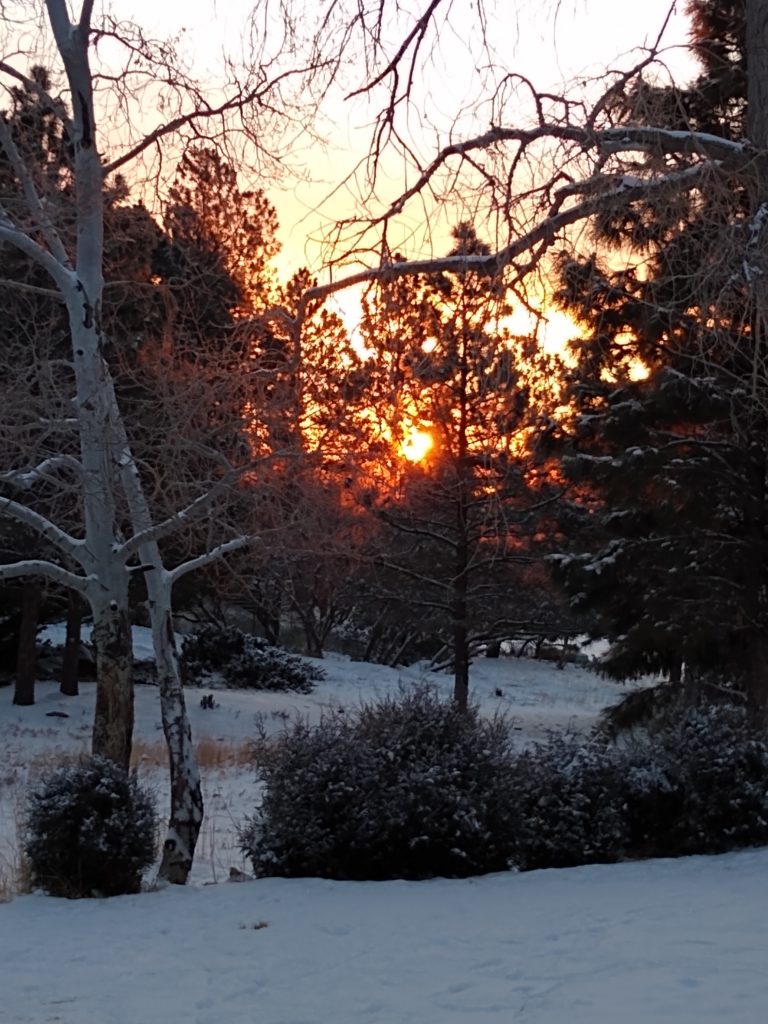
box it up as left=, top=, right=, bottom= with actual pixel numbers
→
left=555, top=0, right=768, bottom=715
left=360, top=224, right=569, bottom=706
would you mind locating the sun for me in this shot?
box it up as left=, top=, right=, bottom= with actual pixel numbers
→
left=400, top=427, right=433, bottom=463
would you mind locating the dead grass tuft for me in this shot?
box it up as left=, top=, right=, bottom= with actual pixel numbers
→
left=130, top=737, right=251, bottom=770
left=0, top=735, right=251, bottom=898
left=0, top=786, right=32, bottom=902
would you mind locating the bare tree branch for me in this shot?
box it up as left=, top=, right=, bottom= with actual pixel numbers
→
left=117, top=466, right=240, bottom=560
left=300, top=162, right=710, bottom=308
left=168, top=536, right=252, bottom=586
left=0, top=455, right=82, bottom=489
left=0, top=220, right=74, bottom=292
left=0, top=496, right=85, bottom=561
left=0, top=557, right=89, bottom=592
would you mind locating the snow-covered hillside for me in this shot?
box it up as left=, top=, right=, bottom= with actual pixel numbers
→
left=1, top=644, right=765, bottom=1024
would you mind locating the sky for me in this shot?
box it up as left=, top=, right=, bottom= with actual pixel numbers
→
left=99, top=0, right=699, bottom=281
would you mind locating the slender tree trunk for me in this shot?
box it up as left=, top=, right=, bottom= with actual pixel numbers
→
left=302, top=618, right=324, bottom=659
left=485, top=640, right=501, bottom=659
left=453, top=612, right=469, bottom=709
left=116, top=435, right=203, bottom=884
left=452, top=489, right=470, bottom=709
left=13, top=581, right=40, bottom=706
left=389, top=630, right=416, bottom=667
left=748, top=0, right=768, bottom=151
left=60, top=589, right=82, bottom=696
left=254, top=600, right=281, bottom=645
left=453, top=339, right=471, bottom=711
left=744, top=2, right=768, bottom=726
left=91, top=596, right=134, bottom=768
left=48, top=5, right=137, bottom=768
left=744, top=633, right=768, bottom=726
left=151, top=574, right=204, bottom=884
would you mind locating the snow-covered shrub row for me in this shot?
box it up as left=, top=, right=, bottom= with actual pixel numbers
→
left=179, top=624, right=324, bottom=693
left=622, top=705, right=768, bottom=857
left=511, top=736, right=626, bottom=870
left=239, top=686, right=520, bottom=880
left=240, top=692, right=768, bottom=880
left=24, top=756, right=157, bottom=898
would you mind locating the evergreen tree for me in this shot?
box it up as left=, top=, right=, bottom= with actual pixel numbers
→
left=159, top=146, right=279, bottom=340
left=555, top=0, right=768, bottom=713
left=360, top=224, right=570, bottom=705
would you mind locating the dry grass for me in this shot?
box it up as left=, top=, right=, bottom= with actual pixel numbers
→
left=0, top=735, right=252, bottom=899
left=0, top=786, right=31, bottom=902
left=0, top=746, right=89, bottom=902
left=130, top=737, right=252, bottom=770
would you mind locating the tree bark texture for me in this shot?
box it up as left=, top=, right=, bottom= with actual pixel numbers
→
left=150, top=576, right=203, bottom=884
left=748, top=0, right=768, bottom=149
left=60, top=589, right=82, bottom=696
left=91, top=600, right=134, bottom=768
left=13, top=581, right=40, bottom=706
left=117, top=440, right=204, bottom=885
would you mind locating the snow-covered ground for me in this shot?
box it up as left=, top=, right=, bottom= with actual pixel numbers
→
left=1, top=639, right=766, bottom=1024
left=1, top=646, right=627, bottom=883
left=2, top=848, right=767, bottom=1024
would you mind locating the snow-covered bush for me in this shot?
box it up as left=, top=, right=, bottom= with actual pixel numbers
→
left=511, top=736, right=627, bottom=870
left=513, top=705, right=768, bottom=868
left=240, top=686, right=520, bottom=880
left=180, top=624, right=324, bottom=693
left=24, top=756, right=157, bottom=898
left=622, top=704, right=768, bottom=857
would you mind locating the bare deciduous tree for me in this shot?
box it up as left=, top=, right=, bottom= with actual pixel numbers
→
left=0, top=0, right=337, bottom=883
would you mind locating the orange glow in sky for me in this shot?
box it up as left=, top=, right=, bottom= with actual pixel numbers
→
left=400, top=427, right=433, bottom=463
left=105, top=0, right=697, bottom=281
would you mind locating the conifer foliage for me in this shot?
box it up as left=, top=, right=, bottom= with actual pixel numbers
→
left=555, top=0, right=768, bottom=712
left=179, top=624, right=324, bottom=692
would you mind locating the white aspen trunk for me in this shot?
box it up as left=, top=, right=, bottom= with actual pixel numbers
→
left=117, top=441, right=203, bottom=884
left=49, top=1, right=211, bottom=876
left=49, top=1, right=136, bottom=768
left=91, top=591, right=134, bottom=768
left=150, top=571, right=204, bottom=884
left=65, top=297, right=136, bottom=768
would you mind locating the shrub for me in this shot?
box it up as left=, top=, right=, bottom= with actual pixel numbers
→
left=240, top=686, right=520, bottom=880
left=24, top=756, right=157, bottom=898
left=511, top=735, right=627, bottom=870
left=621, top=704, right=768, bottom=857
left=180, top=624, right=324, bottom=693
left=241, top=690, right=768, bottom=881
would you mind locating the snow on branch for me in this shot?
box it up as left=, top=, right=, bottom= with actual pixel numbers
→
left=167, top=535, right=252, bottom=586
left=374, top=124, right=589, bottom=223
left=0, top=557, right=89, bottom=592
left=0, top=497, right=85, bottom=562
left=301, top=162, right=710, bottom=308
left=597, top=126, right=753, bottom=162
left=359, top=120, right=744, bottom=234
left=117, top=471, right=237, bottom=560
left=0, top=456, right=83, bottom=490
left=0, top=117, right=73, bottom=269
